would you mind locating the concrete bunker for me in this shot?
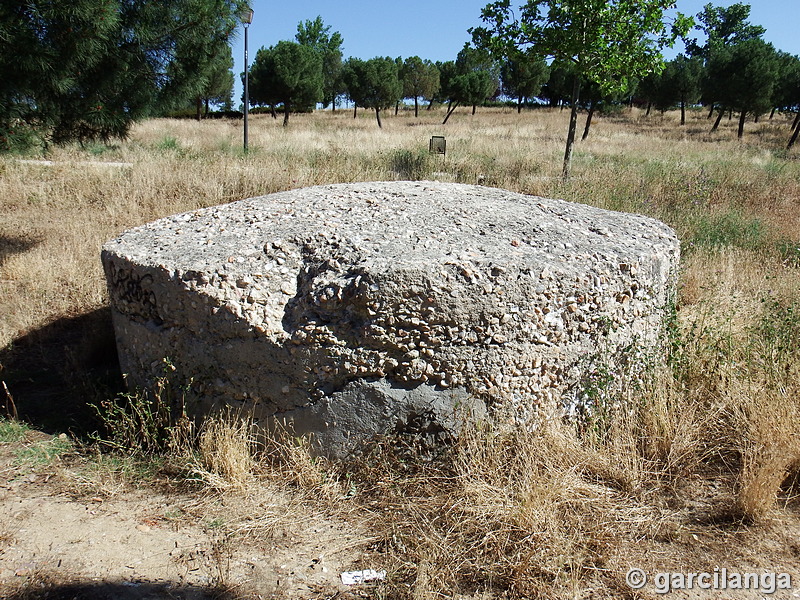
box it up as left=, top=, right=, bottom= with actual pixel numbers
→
left=102, top=181, right=680, bottom=458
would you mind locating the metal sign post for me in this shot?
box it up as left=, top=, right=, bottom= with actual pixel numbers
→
left=429, top=136, right=446, bottom=155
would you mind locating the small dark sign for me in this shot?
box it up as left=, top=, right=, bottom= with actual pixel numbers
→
left=429, top=135, right=446, bottom=155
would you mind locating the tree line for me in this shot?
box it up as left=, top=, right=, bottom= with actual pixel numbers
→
left=247, top=19, right=551, bottom=129
left=3, top=1, right=799, bottom=164
left=637, top=2, right=800, bottom=147
left=247, top=3, right=799, bottom=175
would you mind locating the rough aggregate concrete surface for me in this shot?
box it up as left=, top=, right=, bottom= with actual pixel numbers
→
left=102, top=181, right=680, bottom=458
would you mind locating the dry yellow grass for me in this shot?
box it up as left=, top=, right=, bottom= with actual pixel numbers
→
left=191, top=410, right=255, bottom=491
left=1, top=106, right=797, bottom=345
left=2, top=105, right=800, bottom=598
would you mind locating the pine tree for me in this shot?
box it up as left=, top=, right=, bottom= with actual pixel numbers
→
left=248, top=41, right=323, bottom=127
left=771, top=52, right=800, bottom=116
left=686, top=2, right=766, bottom=59
left=539, top=63, right=574, bottom=108
left=705, top=38, right=779, bottom=137
left=637, top=68, right=665, bottom=116
left=687, top=2, right=768, bottom=122
left=342, top=58, right=365, bottom=119
left=432, top=61, right=455, bottom=113
left=772, top=53, right=800, bottom=148
left=501, top=48, right=549, bottom=113
left=441, top=44, right=500, bottom=124
left=194, top=42, right=235, bottom=120
left=296, top=17, right=344, bottom=111
left=342, top=57, right=402, bottom=128
left=651, top=55, right=703, bottom=124
left=400, top=57, right=440, bottom=118
left=0, top=0, right=247, bottom=150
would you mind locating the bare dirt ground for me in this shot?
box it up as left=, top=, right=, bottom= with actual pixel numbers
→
left=5, top=426, right=800, bottom=599
left=0, top=429, right=377, bottom=600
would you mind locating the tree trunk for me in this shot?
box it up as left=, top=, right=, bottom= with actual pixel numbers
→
left=204, top=98, right=210, bottom=117
left=737, top=110, right=747, bottom=138
left=728, top=109, right=733, bottom=120
left=353, top=104, right=357, bottom=119
left=582, top=99, right=596, bottom=141
left=562, top=75, right=581, bottom=180
left=414, top=96, right=419, bottom=118
left=788, top=122, right=800, bottom=149
left=472, top=104, right=477, bottom=115
left=270, top=105, right=276, bottom=119
left=442, top=100, right=459, bottom=125
left=427, top=100, right=434, bottom=111
left=332, top=97, right=337, bottom=113
left=793, top=111, right=800, bottom=132
left=518, top=96, right=522, bottom=113
left=707, top=103, right=715, bottom=119
left=770, top=107, right=776, bottom=120
left=680, top=99, right=686, bottom=126
left=375, top=107, right=382, bottom=129
left=646, top=102, right=652, bottom=117
left=395, top=101, right=399, bottom=116
left=195, top=97, right=202, bottom=121
left=711, top=107, right=724, bottom=132
left=754, top=113, right=760, bottom=123
left=283, top=104, right=290, bottom=128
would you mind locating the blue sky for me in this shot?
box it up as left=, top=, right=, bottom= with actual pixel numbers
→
left=231, top=0, right=799, bottom=103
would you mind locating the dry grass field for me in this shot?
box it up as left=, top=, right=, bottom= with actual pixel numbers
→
left=2, top=105, right=800, bottom=599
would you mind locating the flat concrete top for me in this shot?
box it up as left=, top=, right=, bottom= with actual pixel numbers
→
left=103, top=181, right=676, bottom=278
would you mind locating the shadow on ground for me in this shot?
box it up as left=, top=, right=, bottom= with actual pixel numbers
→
left=0, top=234, right=42, bottom=268
left=0, top=307, right=124, bottom=436
left=2, top=579, right=238, bottom=600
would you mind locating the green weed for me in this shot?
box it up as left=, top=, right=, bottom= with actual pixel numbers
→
left=85, top=142, right=120, bottom=156
left=14, top=434, right=72, bottom=466
left=753, top=298, right=800, bottom=373
left=687, top=210, right=767, bottom=251
left=0, top=418, right=29, bottom=443
left=155, top=135, right=180, bottom=152
left=90, top=359, right=195, bottom=456
left=776, top=239, right=800, bottom=267
left=83, top=451, right=163, bottom=481
left=389, top=148, right=432, bottom=180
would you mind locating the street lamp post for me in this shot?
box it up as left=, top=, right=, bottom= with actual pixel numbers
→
left=242, top=7, right=254, bottom=152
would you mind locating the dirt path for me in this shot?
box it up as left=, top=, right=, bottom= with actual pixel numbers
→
left=6, top=428, right=800, bottom=600
left=0, top=431, right=374, bottom=599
